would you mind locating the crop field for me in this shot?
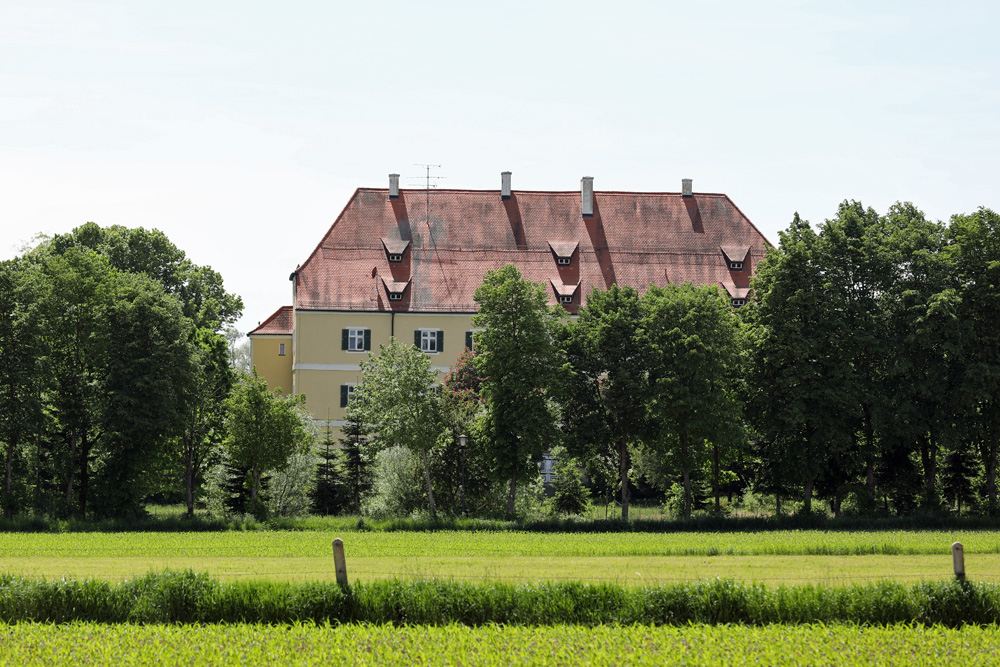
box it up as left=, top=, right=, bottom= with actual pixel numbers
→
left=0, top=529, right=995, bottom=585
left=0, top=622, right=998, bottom=666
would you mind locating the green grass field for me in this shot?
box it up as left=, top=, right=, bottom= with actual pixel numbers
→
left=0, top=529, right=990, bottom=585
left=0, top=622, right=998, bottom=666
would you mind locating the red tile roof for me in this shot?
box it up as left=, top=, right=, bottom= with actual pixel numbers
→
left=292, top=187, right=770, bottom=314
left=250, top=305, right=293, bottom=335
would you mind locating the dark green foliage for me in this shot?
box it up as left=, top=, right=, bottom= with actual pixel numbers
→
left=340, top=419, right=373, bottom=515
left=1, top=570, right=999, bottom=626
left=311, top=423, right=347, bottom=516
left=549, top=448, right=590, bottom=516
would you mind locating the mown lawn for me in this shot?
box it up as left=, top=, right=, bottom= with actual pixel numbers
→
left=0, top=529, right=991, bottom=585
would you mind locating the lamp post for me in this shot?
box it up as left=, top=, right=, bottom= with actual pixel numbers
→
left=458, top=434, right=467, bottom=517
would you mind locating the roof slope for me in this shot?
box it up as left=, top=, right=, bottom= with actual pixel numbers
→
left=249, top=305, right=294, bottom=335
left=294, top=187, right=769, bottom=313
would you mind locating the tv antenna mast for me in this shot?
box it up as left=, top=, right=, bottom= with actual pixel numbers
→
left=410, top=164, right=444, bottom=224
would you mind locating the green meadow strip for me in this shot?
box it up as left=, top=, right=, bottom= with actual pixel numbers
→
left=2, top=530, right=1000, bottom=558
left=2, top=622, right=1000, bottom=666
left=2, top=570, right=1000, bottom=626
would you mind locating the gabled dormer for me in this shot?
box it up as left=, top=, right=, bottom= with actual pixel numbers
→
left=381, top=277, right=410, bottom=302
left=551, top=279, right=579, bottom=306
left=720, top=282, right=750, bottom=308
left=548, top=241, right=579, bottom=266
left=381, top=238, right=410, bottom=264
left=720, top=245, right=750, bottom=272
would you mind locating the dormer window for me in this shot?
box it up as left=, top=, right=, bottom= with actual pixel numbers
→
left=721, top=245, right=750, bottom=273
left=388, top=253, right=403, bottom=263
left=388, top=292, right=403, bottom=301
left=729, top=261, right=744, bottom=271
left=381, top=277, right=410, bottom=303
left=557, top=257, right=571, bottom=266
left=731, top=298, right=746, bottom=308
left=559, top=295, right=573, bottom=304
left=381, top=238, right=410, bottom=264
left=548, top=241, right=579, bottom=268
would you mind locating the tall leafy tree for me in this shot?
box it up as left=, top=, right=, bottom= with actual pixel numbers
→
left=0, top=259, right=45, bottom=518
left=743, top=215, right=854, bottom=514
left=949, top=207, right=1000, bottom=514
left=472, top=265, right=560, bottom=515
left=557, top=285, right=647, bottom=519
left=224, top=370, right=310, bottom=504
left=641, top=283, right=742, bottom=519
left=351, top=337, right=446, bottom=515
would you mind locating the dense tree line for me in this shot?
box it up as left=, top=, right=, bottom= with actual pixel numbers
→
left=0, top=224, right=308, bottom=520
left=346, top=203, right=1000, bottom=520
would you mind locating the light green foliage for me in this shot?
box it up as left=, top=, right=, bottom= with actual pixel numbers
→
left=473, top=265, right=561, bottom=514
left=224, top=371, right=311, bottom=502
left=265, top=449, right=318, bottom=517
left=363, top=445, right=427, bottom=518
left=2, top=623, right=1000, bottom=665
left=548, top=447, right=590, bottom=516
left=352, top=337, right=446, bottom=515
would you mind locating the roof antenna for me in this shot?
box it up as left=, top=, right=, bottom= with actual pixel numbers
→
left=410, top=164, right=444, bottom=224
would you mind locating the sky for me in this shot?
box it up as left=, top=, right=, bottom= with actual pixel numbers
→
left=2, top=0, right=998, bottom=335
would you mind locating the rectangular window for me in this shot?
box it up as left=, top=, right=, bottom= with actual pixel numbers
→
left=340, top=384, right=357, bottom=407
left=729, top=261, right=744, bottom=271
left=278, top=342, right=286, bottom=356
left=559, top=295, right=573, bottom=304
left=388, top=253, right=403, bottom=263
left=731, top=298, right=746, bottom=308
left=388, top=292, right=403, bottom=301
left=343, top=328, right=371, bottom=352
left=416, top=329, right=443, bottom=353
left=557, top=257, right=571, bottom=266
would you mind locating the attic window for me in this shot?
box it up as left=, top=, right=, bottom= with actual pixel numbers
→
left=388, top=253, right=403, bottom=263
left=559, top=295, right=573, bottom=304
left=729, top=261, right=744, bottom=271
left=557, top=257, right=571, bottom=266
left=388, top=292, right=403, bottom=301
left=731, top=298, right=746, bottom=308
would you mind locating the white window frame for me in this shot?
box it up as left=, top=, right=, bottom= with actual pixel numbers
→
left=388, top=292, right=403, bottom=301
left=559, top=294, right=574, bottom=304
left=557, top=256, right=571, bottom=266
left=729, top=261, right=744, bottom=270
left=347, top=327, right=366, bottom=352
left=345, top=383, right=357, bottom=405
left=420, top=329, right=440, bottom=354
left=731, top=298, right=746, bottom=308
left=278, top=342, right=286, bottom=356
left=388, top=253, right=403, bottom=263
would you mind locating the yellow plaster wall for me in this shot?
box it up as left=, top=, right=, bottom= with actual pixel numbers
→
left=249, top=335, right=293, bottom=395
left=291, top=310, right=476, bottom=421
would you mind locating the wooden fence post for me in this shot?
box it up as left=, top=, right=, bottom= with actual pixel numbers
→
left=333, top=538, right=349, bottom=589
left=952, top=541, right=965, bottom=580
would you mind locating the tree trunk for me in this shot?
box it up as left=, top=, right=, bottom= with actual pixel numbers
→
left=712, top=441, right=721, bottom=515
left=250, top=467, right=261, bottom=502
left=775, top=494, right=781, bottom=517
left=64, top=432, right=77, bottom=513
left=506, top=465, right=518, bottom=516
left=184, top=437, right=195, bottom=519
left=920, top=435, right=937, bottom=500
left=979, top=437, right=998, bottom=516
left=422, top=449, right=437, bottom=517
left=862, top=408, right=877, bottom=503
left=618, top=436, right=630, bottom=520
left=803, top=477, right=815, bottom=514
left=680, top=434, right=692, bottom=520
left=833, top=487, right=844, bottom=519
left=4, top=441, right=14, bottom=520
left=78, top=431, right=90, bottom=518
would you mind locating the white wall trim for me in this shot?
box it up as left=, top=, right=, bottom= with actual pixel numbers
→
left=294, top=363, right=361, bottom=371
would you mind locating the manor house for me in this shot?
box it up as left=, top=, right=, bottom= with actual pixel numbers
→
left=249, top=173, right=770, bottom=427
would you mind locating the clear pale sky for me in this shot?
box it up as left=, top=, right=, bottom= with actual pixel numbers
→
left=2, top=1, right=997, bottom=335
